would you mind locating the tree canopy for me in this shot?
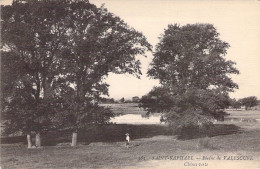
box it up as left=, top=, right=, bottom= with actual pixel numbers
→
left=239, top=96, right=258, bottom=110
left=140, top=24, right=239, bottom=132
left=56, top=1, right=151, bottom=132
left=1, top=0, right=152, bottom=137
left=1, top=0, right=70, bottom=135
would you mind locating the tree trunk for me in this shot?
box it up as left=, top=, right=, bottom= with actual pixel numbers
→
left=71, top=132, right=78, bottom=146
left=27, top=134, right=32, bottom=148
left=43, top=81, right=52, bottom=99
left=35, top=133, right=41, bottom=147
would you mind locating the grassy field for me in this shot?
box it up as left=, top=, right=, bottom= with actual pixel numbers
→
left=226, top=110, right=260, bottom=122
left=1, top=105, right=260, bottom=169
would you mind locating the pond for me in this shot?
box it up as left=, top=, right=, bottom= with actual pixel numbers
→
left=110, top=110, right=260, bottom=126
left=110, top=114, right=164, bottom=125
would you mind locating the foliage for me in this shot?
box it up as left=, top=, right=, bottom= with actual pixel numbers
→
left=140, top=24, right=239, bottom=130
left=239, top=96, right=258, bottom=110
left=1, top=0, right=151, bottom=135
left=53, top=85, right=115, bottom=131
left=229, top=98, right=242, bottom=109
left=1, top=0, right=72, bottom=134
left=99, top=97, right=115, bottom=104
left=132, top=96, right=140, bottom=103
left=120, top=97, right=125, bottom=103
left=57, top=1, right=151, bottom=131
left=2, top=0, right=151, bottom=135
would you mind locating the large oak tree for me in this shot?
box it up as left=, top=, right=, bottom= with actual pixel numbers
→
left=1, top=0, right=70, bottom=147
left=140, top=24, right=239, bottom=138
left=58, top=2, right=152, bottom=146
left=1, top=0, right=152, bottom=147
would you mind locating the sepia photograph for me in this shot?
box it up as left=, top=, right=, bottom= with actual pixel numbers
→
left=1, top=0, right=260, bottom=168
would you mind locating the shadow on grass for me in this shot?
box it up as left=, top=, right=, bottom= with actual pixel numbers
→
left=1, top=124, right=172, bottom=146
left=1, top=124, right=241, bottom=146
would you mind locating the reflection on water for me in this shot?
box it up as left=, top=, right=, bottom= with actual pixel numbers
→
left=110, top=114, right=163, bottom=125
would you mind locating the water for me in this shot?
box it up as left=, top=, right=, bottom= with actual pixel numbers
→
left=110, top=114, right=163, bottom=125
left=110, top=111, right=260, bottom=126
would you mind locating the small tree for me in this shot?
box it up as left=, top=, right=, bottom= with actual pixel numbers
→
left=239, top=96, right=258, bottom=110
left=140, top=24, right=239, bottom=138
left=120, top=97, right=125, bottom=103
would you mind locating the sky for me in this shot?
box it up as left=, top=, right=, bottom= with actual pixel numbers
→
left=1, top=0, right=260, bottom=100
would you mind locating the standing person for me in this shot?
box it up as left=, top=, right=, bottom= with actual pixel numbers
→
left=125, top=133, right=130, bottom=148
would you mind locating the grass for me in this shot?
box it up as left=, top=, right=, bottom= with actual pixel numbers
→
left=1, top=130, right=260, bottom=169
left=226, top=110, right=260, bottom=119
left=1, top=124, right=240, bottom=146
left=1, top=106, right=260, bottom=169
left=1, top=124, right=173, bottom=146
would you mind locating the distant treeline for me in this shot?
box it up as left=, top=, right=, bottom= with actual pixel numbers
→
left=99, top=97, right=140, bottom=104
left=229, top=97, right=259, bottom=110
